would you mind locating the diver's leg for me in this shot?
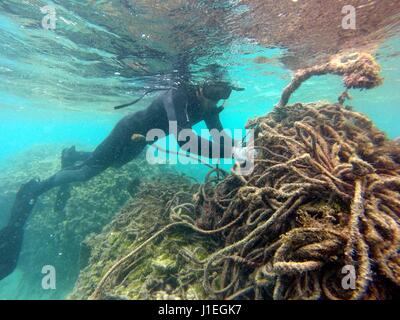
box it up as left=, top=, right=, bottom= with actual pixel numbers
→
left=62, top=146, right=93, bottom=169
left=74, top=151, right=92, bottom=163
left=0, top=224, right=23, bottom=279
left=56, top=148, right=94, bottom=213
left=42, top=164, right=106, bottom=192
left=55, top=119, right=133, bottom=213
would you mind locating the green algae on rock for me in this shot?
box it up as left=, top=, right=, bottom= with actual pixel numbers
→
left=70, top=173, right=217, bottom=300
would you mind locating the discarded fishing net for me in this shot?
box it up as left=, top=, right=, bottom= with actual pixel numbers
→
left=85, top=102, right=400, bottom=300
left=196, top=102, right=400, bottom=300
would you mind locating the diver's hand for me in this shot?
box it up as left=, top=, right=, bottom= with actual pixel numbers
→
left=232, top=146, right=257, bottom=164
left=232, top=146, right=258, bottom=177
left=216, top=106, right=225, bottom=114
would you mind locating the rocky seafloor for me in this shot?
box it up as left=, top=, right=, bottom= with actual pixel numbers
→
left=70, top=172, right=215, bottom=300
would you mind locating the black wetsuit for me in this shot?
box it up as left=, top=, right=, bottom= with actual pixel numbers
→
left=41, top=84, right=229, bottom=192
left=0, top=84, right=232, bottom=280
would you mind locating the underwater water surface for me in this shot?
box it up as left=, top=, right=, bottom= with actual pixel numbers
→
left=0, top=1, right=400, bottom=300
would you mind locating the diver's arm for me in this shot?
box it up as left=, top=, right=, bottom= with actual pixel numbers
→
left=204, top=111, right=236, bottom=157
left=177, top=133, right=233, bottom=159
left=163, top=90, right=232, bottom=159
left=204, top=109, right=224, bottom=132
left=178, top=110, right=234, bottom=160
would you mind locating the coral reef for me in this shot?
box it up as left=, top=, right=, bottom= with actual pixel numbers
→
left=70, top=173, right=217, bottom=300
left=68, top=50, right=396, bottom=300
left=0, top=145, right=170, bottom=298
left=68, top=54, right=397, bottom=301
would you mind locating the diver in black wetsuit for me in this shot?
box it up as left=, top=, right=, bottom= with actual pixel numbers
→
left=0, top=81, right=241, bottom=280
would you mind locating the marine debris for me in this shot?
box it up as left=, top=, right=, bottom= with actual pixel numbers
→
left=277, top=52, right=383, bottom=108
left=72, top=52, right=398, bottom=300
left=79, top=100, right=400, bottom=300
left=196, top=102, right=400, bottom=300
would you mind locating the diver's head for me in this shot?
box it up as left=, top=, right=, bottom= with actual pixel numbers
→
left=198, top=81, right=244, bottom=110
left=202, top=81, right=233, bottom=102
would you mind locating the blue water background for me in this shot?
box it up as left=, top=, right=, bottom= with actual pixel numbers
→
left=0, top=6, right=399, bottom=299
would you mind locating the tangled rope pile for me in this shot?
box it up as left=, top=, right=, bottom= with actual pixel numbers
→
left=196, top=102, right=400, bottom=300
left=90, top=101, right=400, bottom=300
left=88, top=52, right=398, bottom=300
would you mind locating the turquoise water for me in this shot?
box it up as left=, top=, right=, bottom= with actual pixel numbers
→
left=0, top=1, right=399, bottom=300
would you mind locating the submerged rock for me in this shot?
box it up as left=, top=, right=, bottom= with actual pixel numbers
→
left=70, top=173, right=216, bottom=300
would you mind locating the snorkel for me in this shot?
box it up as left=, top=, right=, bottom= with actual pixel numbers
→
left=114, top=88, right=169, bottom=110
left=113, top=81, right=245, bottom=111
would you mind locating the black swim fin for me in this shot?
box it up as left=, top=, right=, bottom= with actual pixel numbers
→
left=0, top=179, right=42, bottom=280
left=0, top=225, right=23, bottom=281
left=8, top=179, right=41, bottom=227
